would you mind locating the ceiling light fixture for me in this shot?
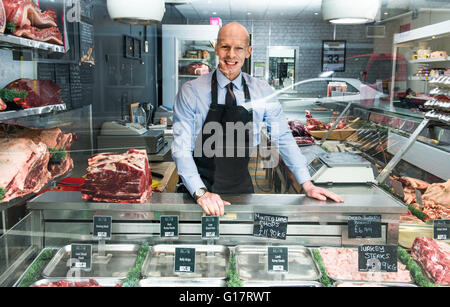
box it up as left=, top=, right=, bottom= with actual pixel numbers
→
left=322, top=0, right=381, bottom=25
left=107, top=0, right=165, bottom=25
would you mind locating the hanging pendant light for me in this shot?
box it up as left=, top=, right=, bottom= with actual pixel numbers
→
left=322, top=0, right=381, bottom=24
left=107, top=0, right=166, bottom=25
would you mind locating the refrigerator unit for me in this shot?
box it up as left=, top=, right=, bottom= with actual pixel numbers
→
left=162, top=25, right=220, bottom=109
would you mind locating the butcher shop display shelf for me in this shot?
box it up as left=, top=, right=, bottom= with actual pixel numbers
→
left=0, top=103, right=67, bottom=121
left=0, top=34, right=65, bottom=53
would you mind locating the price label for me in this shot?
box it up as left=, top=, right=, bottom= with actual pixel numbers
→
left=322, top=41, right=346, bottom=72
left=160, top=216, right=179, bottom=238
left=433, top=220, right=450, bottom=240
left=202, top=216, right=219, bottom=239
left=93, top=216, right=112, bottom=240
left=174, top=248, right=195, bottom=273
left=358, top=245, right=397, bottom=273
left=70, top=244, right=92, bottom=271
left=268, top=247, right=288, bottom=273
left=348, top=215, right=382, bottom=239
left=253, top=213, right=288, bottom=240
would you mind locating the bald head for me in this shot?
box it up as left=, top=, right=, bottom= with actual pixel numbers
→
left=217, top=22, right=250, bottom=46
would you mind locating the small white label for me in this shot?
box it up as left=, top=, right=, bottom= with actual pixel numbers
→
left=437, top=234, right=447, bottom=240
left=179, top=266, right=191, bottom=272
left=75, top=262, right=86, bottom=268
left=97, top=232, right=107, bottom=238
left=206, top=232, right=215, bottom=237
left=273, top=265, right=284, bottom=271
left=165, top=232, right=174, bottom=237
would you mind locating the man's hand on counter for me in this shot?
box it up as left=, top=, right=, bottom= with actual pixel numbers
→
left=197, top=192, right=230, bottom=216
left=302, top=181, right=344, bottom=203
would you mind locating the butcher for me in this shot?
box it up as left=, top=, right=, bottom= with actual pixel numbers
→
left=172, top=22, right=344, bottom=216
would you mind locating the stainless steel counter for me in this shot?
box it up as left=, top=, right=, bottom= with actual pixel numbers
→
left=26, top=185, right=406, bottom=248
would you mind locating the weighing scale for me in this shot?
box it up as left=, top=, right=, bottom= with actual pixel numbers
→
left=308, top=152, right=376, bottom=184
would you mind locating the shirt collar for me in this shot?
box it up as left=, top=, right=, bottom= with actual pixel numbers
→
left=216, top=68, right=243, bottom=91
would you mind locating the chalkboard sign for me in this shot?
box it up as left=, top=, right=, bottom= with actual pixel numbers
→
left=253, top=213, right=288, bottom=240
left=358, top=245, right=397, bottom=273
left=268, top=247, right=288, bottom=273
left=55, top=64, right=72, bottom=108
left=70, top=244, right=92, bottom=271
left=174, top=248, right=195, bottom=273
left=348, top=215, right=382, bottom=239
left=202, top=216, right=220, bottom=239
left=160, top=216, right=179, bottom=238
left=79, top=21, right=95, bottom=65
left=93, top=216, right=112, bottom=240
left=433, top=220, right=450, bottom=240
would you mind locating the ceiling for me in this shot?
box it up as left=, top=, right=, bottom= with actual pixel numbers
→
left=167, top=0, right=450, bottom=21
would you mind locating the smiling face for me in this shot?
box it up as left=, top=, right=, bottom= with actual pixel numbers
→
left=215, top=23, right=252, bottom=81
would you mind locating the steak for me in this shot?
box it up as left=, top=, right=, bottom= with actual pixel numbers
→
left=0, top=137, right=51, bottom=202
left=13, top=24, right=63, bottom=45
left=81, top=149, right=152, bottom=203
left=3, top=0, right=57, bottom=28
left=411, top=237, right=450, bottom=285
left=0, top=0, right=6, bottom=34
left=0, top=98, right=6, bottom=111
left=0, top=123, right=75, bottom=179
left=5, top=79, right=62, bottom=109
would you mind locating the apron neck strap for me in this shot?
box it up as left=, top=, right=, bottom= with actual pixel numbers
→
left=211, top=70, right=251, bottom=107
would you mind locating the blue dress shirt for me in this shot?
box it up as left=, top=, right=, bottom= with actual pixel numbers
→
left=172, top=69, right=312, bottom=196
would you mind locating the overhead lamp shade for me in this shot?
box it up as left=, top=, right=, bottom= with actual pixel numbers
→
left=107, top=0, right=166, bottom=25
left=322, top=0, right=381, bottom=24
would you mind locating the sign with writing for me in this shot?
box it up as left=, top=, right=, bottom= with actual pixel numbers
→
left=322, top=40, right=346, bottom=72
left=202, top=216, right=220, bottom=239
left=160, top=216, right=179, bottom=238
left=70, top=244, right=92, bottom=271
left=253, top=213, right=288, bottom=240
left=433, top=220, right=450, bottom=240
left=348, top=215, right=382, bottom=239
left=174, top=248, right=195, bottom=273
left=93, top=216, right=112, bottom=240
left=268, top=247, right=288, bottom=273
left=358, top=245, right=397, bottom=273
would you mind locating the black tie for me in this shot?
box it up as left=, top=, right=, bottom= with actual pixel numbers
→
left=226, top=83, right=236, bottom=107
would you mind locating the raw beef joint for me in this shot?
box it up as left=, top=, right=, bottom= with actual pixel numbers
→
left=411, top=237, right=450, bottom=285
left=5, top=79, right=62, bottom=109
left=81, top=149, right=152, bottom=203
left=13, top=25, right=63, bottom=45
left=0, top=98, right=6, bottom=111
left=0, top=138, right=51, bottom=202
left=0, top=0, right=6, bottom=34
left=3, top=0, right=57, bottom=28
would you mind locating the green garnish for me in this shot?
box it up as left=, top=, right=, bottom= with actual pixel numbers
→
left=49, top=147, right=68, bottom=164
left=6, top=22, right=16, bottom=33
left=0, top=88, right=28, bottom=103
left=226, top=252, right=242, bottom=287
left=312, top=249, right=333, bottom=287
left=0, top=188, right=6, bottom=201
left=397, top=247, right=437, bottom=287
left=407, top=204, right=427, bottom=222
left=122, top=243, right=149, bottom=287
left=18, top=249, right=56, bottom=287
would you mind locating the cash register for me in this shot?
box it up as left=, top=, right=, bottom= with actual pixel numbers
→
left=97, top=121, right=166, bottom=154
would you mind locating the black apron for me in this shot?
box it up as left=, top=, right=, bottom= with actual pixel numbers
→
left=193, top=71, right=254, bottom=194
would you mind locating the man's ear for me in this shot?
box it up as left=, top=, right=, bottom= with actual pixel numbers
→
left=246, top=46, right=253, bottom=59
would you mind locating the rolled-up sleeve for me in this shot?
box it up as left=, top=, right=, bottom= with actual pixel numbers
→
left=171, top=83, right=206, bottom=196
left=262, top=88, right=312, bottom=185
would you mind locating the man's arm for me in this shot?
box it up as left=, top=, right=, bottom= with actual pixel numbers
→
left=263, top=89, right=343, bottom=203
left=172, top=82, right=231, bottom=215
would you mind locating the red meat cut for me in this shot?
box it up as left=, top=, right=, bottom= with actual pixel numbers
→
left=81, top=149, right=152, bottom=203
left=0, top=98, right=6, bottom=111
left=5, top=79, right=63, bottom=109
left=13, top=25, right=63, bottom=45
left=3, top=0, right=57, bottom=28
left=0, top=0, right=6, bottom=34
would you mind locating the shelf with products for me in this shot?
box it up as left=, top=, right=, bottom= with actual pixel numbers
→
left=409, top=58, right=449, bottom=64
left=0, top=104, right=67, bottom=121
left=0, top=34, right=65, bottom=54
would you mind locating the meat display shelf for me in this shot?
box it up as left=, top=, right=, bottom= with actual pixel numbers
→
left=0, top=34, right=65, bottom=53
left=0, top=104, right=67, bottom=121
left=409, top=58, right=449, bottom=64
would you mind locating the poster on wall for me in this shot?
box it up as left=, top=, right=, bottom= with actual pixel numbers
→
left=322, top=40, right=346, bottom=72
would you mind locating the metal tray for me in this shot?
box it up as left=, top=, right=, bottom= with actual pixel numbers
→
left=334, top=281, right=417, bottom=287
left=235, top=246, right=321, bottom=282
left=142, top=244, right=230, bottom=279
left=43, top=244, right=139, bottom=279
left=139, top=278, right=226, bottom=287
left=317, top=247, right=415, bottom=285
left=31, top=278, right=123, bottom=287
left=242, top=281, right=322, bottom=287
